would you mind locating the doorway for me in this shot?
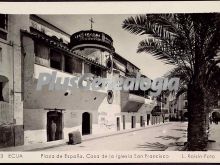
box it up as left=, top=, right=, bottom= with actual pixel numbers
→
left=122, top=115, right=125, bottom=130
left=47, top=111, right=63, bottom=142
left=131, top=116, right=136, bottom=128
left=147, top=114, right=150, bottom=125
left=82, top=112, right=92, bottom=135
left=116, top=117, right=120, bottom=131
left=140, top=116, right=144, bottom=127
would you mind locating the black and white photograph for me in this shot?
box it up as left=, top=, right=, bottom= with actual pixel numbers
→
left=0, top=4, right=220, bottom=161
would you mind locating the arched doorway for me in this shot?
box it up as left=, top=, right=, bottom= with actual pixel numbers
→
left=82, top=112, right=92, bottom=135
left=47, top=111, right=63, bottom=142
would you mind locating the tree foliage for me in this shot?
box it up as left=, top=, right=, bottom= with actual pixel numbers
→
left=122, top=14, right=220, bottom=86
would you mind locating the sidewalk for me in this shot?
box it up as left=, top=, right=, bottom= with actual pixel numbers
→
left=1, top=122, right=171, bottom=151
left=165, top=137, right=187, bottom=151
left=166, top=122, right=220, bottom=151
left=207, top=123, right=220, bottom=151
left=165, top=121, right=188, bottom=151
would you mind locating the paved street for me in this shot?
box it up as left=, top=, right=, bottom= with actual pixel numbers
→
left=208, top=122, right=220, bottom=150
left=41, top=122, right=188, bottom=151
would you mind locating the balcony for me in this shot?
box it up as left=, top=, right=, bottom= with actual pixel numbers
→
left=121, top=90, right=156, bottom=113
left=128, top=94, right=145, bottom=104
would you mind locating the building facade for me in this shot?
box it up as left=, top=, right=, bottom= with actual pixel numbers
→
left=169, top=92, right=188, bottom=121
left=0, top=15, right=31, bottom=148
left=0, top=14, right=165, bottom=147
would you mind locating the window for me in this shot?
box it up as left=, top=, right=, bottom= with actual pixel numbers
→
left=65, top=55, right=82, bottom=74
left=0, top=14, right=7, bottom=30
left=0, top=48, right=2, bottom=62
left=0, top=82, right=4, bottom=101
left=50, top=50, right=62, bottom=70
left=0, top=14, right=8, bottom=40
left=184, top=93, right=187, bottom=99
left=91, top=65, right=102, bottom=77
left=84, top=63, right=91, bottom=73
left=35, top=42, right=49, bottom=67
left=107, top=90, right=114, bottom=104
left=164, top=98, right=167, bottom=103
left=102, top=70, right=107, bottom=78
left=72, top=57, right=82, bottom=74
left=64, top=55, right=73, bottom=74
left=184, top=101, right=188, bottom=108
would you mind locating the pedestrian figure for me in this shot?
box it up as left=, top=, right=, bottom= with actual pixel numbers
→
left=50, top=120, right=57, bottom=141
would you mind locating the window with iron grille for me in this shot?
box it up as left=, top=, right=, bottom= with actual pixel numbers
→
left=35, top=42, right=50, bottom=67
left=0, top=14, right=8, bottom=40
left=0, top=14, right=7, bottom=30
left=50, top=49, right=62, bottom=70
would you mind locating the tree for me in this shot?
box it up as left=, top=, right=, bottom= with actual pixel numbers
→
left=167, top=65, right=220, bottom=139
left=122, top=14, right=220, bottom=151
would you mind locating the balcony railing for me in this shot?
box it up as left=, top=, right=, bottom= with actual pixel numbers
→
left=35, top=56, right=106, bottom=78
left=0, top=101, right=13, bottom=124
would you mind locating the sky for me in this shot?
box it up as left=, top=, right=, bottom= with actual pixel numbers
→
left=39, top=14, right=174, bottom=79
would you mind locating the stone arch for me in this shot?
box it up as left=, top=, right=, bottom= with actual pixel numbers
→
left=82, top=112, right=92, bottom=135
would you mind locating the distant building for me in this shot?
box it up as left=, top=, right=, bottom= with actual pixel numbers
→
left=169, top=91, right=188, bottom=121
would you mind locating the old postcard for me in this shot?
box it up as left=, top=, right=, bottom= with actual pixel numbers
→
left=0, top=1, right=220, bottom=163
